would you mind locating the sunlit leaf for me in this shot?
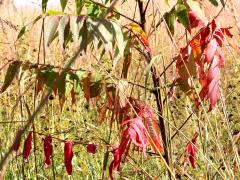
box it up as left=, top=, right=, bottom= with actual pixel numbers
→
left=117, top=80, right=128, bottom=107
left=111, top=21, right=125, bottom=57
left=187, top=0, right=206, bottom=21
left=86, top=3, right=101, bottom=17
left=45, top=16, right=60, bottom=49
left=89, top=18, right=113, bottom=54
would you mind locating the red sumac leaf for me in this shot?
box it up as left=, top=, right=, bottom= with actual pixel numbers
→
left=86, top=144, right=97, bottom=154
left=109, top=147, right=120, bottom=179
left=205, top=38, right=218, bottom=63
left=184, top=132, right=198, bottom=169
left=43, top=135, right=53, bottom=168
left=22, top=132, right=32, bottom=160
left=188, top=9, right=205, bottom=31
left=127, top=117, right=148, bottom=156
left=64, top=140, right=73, bottom=175
left=140, top=107, right=165, bottom=154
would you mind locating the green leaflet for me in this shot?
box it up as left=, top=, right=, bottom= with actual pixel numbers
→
left=209, top=0, right=225, bottom=6
left=176, top=4, right=190, bottom=29
left=69, top=70, right=86, bottom=94
left=87, top=3, right=101, bottom=17
left=17, top=26, right=28, bottom=40
left=88, top=18, right=113, bottom=55
left=164, top=8, right=176, bottom=35
left=209, top=0, right=219, bottom=6
left=1, top=61, right=22, bottom=93
left=60, top=0, right=68, bottom=11
left=42, top=0, right=48, bottom=12
left=144, top=55, right=161, bottom=100
left=111, top=21, right=126, bottom=67
left=75, top=0, right=84, bottom=15
left=17, top=15, right=42, bottom=40
left=41, top=69, right=57, bottom=90
left=111, top=21, right=125, bottom=57
left=89, top=72, right=103, bottom=98
left=79, top=18, right=88, bottom=52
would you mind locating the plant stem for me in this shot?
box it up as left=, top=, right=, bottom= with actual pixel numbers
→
left=137, top=0, right=171, bottom=178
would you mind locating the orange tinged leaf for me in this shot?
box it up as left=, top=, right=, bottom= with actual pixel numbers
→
left=191, top=39, right=202, bottom=59
left=140, top=107, right=165, bottom=154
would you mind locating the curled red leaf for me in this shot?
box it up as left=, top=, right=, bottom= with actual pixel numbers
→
left=184, top=132, right=198, bottom=169
left=64, top=140, right=73, bottom=175
left=109, top=146, right=121, bottom=179
left=109, top=130, right=131, bottom=179
left=86, top=144, right=97, bottom=154
left=43, top=135, right=53, bottom=168
left=128, top=117, right=148, bottom=156
left=22, top=132, right=32, bottom=160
